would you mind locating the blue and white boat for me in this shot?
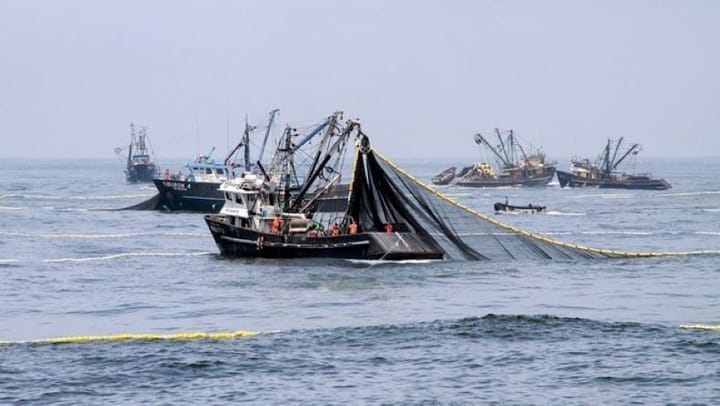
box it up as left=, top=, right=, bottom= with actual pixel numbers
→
left=152, top=109, right=280, bottom=212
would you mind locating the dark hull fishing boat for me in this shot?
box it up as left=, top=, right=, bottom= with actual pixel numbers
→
left=558, top=138, right=671, bottom=190
left=115, top=123, right=159, bottom=183
left=206, top=220, right=441, bottom=260
left=556, top=171, right=671, bottom=190
left=152, top=177, right=225, bottom=212
left=455, top=129, right=556, bottom=188
left=151, top=109, right=280, bottom=212
left=456, top=172, right=555, bottom=187
left=493, top=201, right=545, bottom=214
left=205, top=120, right=444, bottom=260
left=431, top=167, right=456, bottom=185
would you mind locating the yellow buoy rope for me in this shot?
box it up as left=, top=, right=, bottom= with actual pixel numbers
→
left=372, top=148, right=720, bottom=259
left=680, top=324, right=720, bottom=331
left=0, top=330, right=258, bottom=345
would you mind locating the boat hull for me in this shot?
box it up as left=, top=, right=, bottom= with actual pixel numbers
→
left=493, top=202, right=545, bottom=214
left=431, top=167, right=456, bottom=185
left=205, top=215, right=444, bottom=260
left=556, top=171, right=671, bottom=190
left=153, top=179, right=225, bottom=212
left=126, top=163, right=158, bottom=183
left=455, top=171, right=555, bottom=187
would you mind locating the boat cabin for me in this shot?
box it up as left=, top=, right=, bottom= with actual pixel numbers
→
left=184, top=156, right=231, bottom=183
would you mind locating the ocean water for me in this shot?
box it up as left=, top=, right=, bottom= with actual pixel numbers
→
left=1, top=157, right=719, bottom=404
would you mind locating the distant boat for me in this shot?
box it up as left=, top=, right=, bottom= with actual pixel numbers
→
left=431, top=166, right=456, bottom=185
left=455, top=129, right=556, bottom=187
left=116, top=123, right=159, bottom=183
left=493, top=201, right=545, bottom=214
left=556, top=138, right=671, bottom=190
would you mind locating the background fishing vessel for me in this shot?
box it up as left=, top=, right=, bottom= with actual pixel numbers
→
left=556, top=138, right=671, bottom=190
left=151, top=109, right=279, bottom=212
left=452, top=129, right=556, bottom=187
left=114, top=123, right=159, bottom=183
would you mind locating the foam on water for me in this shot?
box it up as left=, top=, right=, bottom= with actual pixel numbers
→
left=3, top=193, right=155, bottom=200
left=0, top=231, right=208, bottom=239
left=43, top=251, right=214, bottom=263
left=657, top=190, right=720, bottom=198
left=545, top=210, right=587, bottom=216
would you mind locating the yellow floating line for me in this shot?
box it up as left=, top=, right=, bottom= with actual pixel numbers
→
left=680, top=324, right=720, bottom=331
left=0, top=330, right=258, bottom=345
left=372, top=149, right=720, bottom=259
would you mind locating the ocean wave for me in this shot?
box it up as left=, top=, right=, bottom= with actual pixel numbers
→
left=0, top=205, right=21, bottom=210
left=568, top=193, right=634, bottom=200
left=43, top=252, right=214, bottom=263
left=0, top=329, right=260, bottom=345
left=680, top=324, right=720, bottom=331
left=545, top=210, right=586, bottom=216
left=3, top=193, right=155, bottom=201
left=542, top=230, right=657, bottom=236
left=656, top=191, right=720, bottom=198
left=0, top=231, right=207, bottom=239
left=345, top=258, right=441, bottom=266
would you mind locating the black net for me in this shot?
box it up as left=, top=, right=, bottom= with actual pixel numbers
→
left=349, top=147, right=644, bottom=261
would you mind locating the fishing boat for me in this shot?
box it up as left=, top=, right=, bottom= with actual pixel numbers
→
left=152, top=109, right=280, bottom=212
left=431, top=167, right=456, bottom=185
left=205, top=120, right=445, bottom=260
left=556, top=138, right=671, bottom=190
left=493, top=200, right=545, bottom=214
left=455, top=129, right=556, bottom=187
left=115, top=123, right=159, bottom=183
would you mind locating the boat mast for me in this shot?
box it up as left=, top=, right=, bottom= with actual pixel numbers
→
left=282, top=126, right=294, bottom=210
left=258, top=108, right=280, bottom=165
left=495, top=128, right=512, bottom=166
left=289, top=120, right=358, bottom=212
left=304, top=112, right=342, bottom=179
left=128, top=123, right=136, bottom=163
left=608, top=137, right=624, bottom=172
left=603, top=138, right=612, bottom=176
left=243, top=116, right=252, bottom=171
left=475, top=132, right=510, bottom=167
left=609, top=142, right=641, bottom=172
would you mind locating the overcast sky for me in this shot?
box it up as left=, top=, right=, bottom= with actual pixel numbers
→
left=1, top=0, right=718, bottom=161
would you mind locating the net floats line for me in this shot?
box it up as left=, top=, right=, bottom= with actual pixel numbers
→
left=0, top=330, right=258, bottom=345
left=680, top=324, right=720, bottom=331
left=372, top=149, right=720, bottom=259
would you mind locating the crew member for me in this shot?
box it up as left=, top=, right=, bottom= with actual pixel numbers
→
left=271, top=217, right=281, bottom=234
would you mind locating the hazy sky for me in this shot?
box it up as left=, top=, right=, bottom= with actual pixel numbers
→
left=1, top=0, right=718, bottom=161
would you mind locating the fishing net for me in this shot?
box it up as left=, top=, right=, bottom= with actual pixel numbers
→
left=347, top=146, right=647, bottom=261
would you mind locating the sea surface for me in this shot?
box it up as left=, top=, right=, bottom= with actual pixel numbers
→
left=1, top=157, right=719, bottom=404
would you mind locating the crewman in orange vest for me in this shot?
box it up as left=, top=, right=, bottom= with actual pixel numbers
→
left=271, top=217, right=281, bottom=234
left=348, top=221, right=358, bottom=235
left=384, top=222, right=393, bottom=233
left=330, top=223, right=340, bottom=237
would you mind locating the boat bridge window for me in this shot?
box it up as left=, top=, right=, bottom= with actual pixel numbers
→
left=206, top=168, right=213, bottom=174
